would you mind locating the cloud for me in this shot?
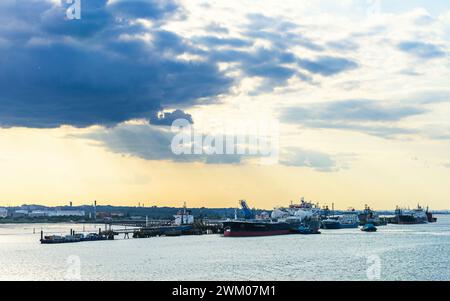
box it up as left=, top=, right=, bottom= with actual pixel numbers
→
left=208, top=47, right=299, bottom=91
left=398, top=41, right=446, bottom=59
left=298, top=56, right=358, bottom=76
left=206, top=23, right=229, bottom=34
left=419, top=124, right=450, bottom=140
left=149, top=109, right=193, bottom=126
left=279, top=148, right=339, bottom=172
left=244, top=14, right=323, bottom=51
left=200, top=13, right=343, bottom=91
left=194, top=36, right=253, bottom=48
left=40, top=0, right=112, bottom=38
left=327, top=39, right=359, bottom=52
left=78, top=123, right=246, bottom=164
left=309, top=122, right=418, bottom=139
left=246, top=13, right=298, bottom=32
left=284, top=100, right=425, bottom=122
left=411, top=90, right=450, bottom=105
left=109, top=0, right=182, bottom=20
left=281, top=148, right=336, bottom=171
left=0, top=4, right=363, bottom=128
left=77, top=123, right=345, bottom=170
left=282, top=99, right=425, bottom=138
left=0, top=0, right=231, bottom=128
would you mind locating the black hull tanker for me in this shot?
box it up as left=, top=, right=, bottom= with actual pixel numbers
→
left=222, top=199, right=321, bottom=237
left=392, top=215, right=428, bottom=224
left=391, top=205, right=429, bottom=225
left=222, top=220, right=295, bottom=237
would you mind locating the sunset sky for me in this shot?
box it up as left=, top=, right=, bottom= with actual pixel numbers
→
left=1, top=0, right=450, bottom=209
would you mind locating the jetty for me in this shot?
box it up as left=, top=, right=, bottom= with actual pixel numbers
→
left=40, top=218, right=224, bottom=244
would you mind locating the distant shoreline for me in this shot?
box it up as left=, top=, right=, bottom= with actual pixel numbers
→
left=1, top=213, right=449, bottom=225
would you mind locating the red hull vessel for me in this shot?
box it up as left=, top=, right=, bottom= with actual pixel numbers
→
left=223, top=229, right=291, bottom=237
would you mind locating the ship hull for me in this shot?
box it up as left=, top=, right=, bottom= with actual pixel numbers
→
left=321, top=220, right=341, bottom=229
left=339, top=223, right=359, bottom=229
left=222, top=221, right=295, bottom=237
left=392, top=215, right=428, bottom=225
left=223, top=229, right=291, bottom=237
left=426, top=212, right=437, bottom=223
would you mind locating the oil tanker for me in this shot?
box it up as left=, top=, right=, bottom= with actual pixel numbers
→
left=222, top=220, right=294, bottom=237
left=222, top=199, right=321, bottom=237
left=392, top=205, right=428, bottom=224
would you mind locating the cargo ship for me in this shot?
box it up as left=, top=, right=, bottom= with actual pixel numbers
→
left=391, top=205, right=428, bottom=224
left=320, top=209, right=360, bottom=229
left=223, top=198, right=321, bottom=237
left=338, top=209, right=360, bottom=228
left=358, top=205, right=385, bottom=226
left=321, top=218, right=341, bottom=229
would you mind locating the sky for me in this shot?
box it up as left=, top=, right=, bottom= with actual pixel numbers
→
left=0, top=0, right=450, bottom=209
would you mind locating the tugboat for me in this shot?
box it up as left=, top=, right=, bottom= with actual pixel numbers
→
left=294, top=225, right=321, bottom=235
left=426, top=206, right=437, bottom=223
left=361, top=223, right=377, bottom=232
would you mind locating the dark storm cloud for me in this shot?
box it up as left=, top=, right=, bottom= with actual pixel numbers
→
left=149, top=109, right=193, bottom=126
left=109, top=0, right=182, bottom=20
left=41, top=0, right=112, bottom=38
left=0, top=0, right=231, bottom=128
left=0, top=3, right=363, bottom=129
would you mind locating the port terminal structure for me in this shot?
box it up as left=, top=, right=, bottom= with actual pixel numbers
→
left=101, top=218, right=223, bottom=239
left=40, top=218, right=224, bottom=244
left=38, top=202, right=438, bottom=244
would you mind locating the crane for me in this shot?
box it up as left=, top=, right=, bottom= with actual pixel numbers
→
left=239, top=200, right=255, bottom=220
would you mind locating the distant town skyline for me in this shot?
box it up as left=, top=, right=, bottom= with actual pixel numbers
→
left=1, top=1, right=450, bottom=210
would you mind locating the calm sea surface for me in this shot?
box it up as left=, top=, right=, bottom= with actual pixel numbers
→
left=1, top=215, right=449, bottom=281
